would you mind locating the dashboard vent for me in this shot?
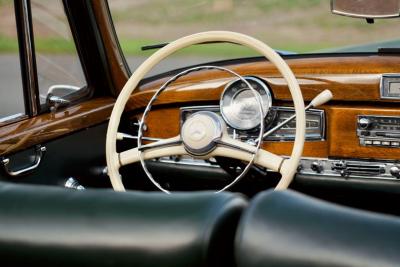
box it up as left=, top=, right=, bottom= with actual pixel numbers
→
left=332, top=160, right=385, bottom=177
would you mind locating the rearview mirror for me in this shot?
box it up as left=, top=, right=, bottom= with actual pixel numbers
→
left=331, top=0, right=400, bottom=19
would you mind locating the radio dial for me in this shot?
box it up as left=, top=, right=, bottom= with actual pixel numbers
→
left=358, top=118, right=371, bottom=129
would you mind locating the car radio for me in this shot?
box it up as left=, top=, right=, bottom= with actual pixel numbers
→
left=357, top=115, right=400, bottom=147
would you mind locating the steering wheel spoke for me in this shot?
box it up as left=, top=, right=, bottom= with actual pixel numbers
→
left=118, top=136, right=184, bottom=167
left=212, top=135, right=284, bottom=172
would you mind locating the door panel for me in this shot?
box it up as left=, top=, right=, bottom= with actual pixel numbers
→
left=0, top=123, right=110, bottom=188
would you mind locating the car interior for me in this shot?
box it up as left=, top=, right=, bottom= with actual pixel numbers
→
left=1, top=0, right=400, bottom=266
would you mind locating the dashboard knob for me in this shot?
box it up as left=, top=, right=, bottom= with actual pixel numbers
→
left=358, top=118, right=371, bottom=129
left=390, top=166, right=400, bottom=179
left=311, top=161, right=323, bottom=173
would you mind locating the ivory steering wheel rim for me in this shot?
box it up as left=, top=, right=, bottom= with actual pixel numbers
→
left=106, top=31, right=305, bottom=192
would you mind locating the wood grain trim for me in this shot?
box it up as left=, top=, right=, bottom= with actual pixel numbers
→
left=91, top=0, right=129, bottom=93
left=127, top=55, right=400, bottom=110
left=329, top=105, right=400, bottom=160
left=137, top=104, right=400, bottom=161
left=134, top=107, right=329, bottom=158
left=0, top=97, right=114, bottom=156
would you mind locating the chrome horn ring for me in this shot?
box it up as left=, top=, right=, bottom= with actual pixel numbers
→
left=137, top=65, right=265, bottom=193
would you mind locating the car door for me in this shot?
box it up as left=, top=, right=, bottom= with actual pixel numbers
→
left=0, top=0, right=118, bottom=188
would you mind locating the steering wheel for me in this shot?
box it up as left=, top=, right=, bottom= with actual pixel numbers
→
left=106, top=31, right=305, bottom=193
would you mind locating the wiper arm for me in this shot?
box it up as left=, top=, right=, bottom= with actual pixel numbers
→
left=141, top=41, right=239, bottom=51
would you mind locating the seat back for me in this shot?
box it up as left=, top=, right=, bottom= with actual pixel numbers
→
left=0, top=182, right=246, bottom=267
left=235, top=189, right=400, bottom=267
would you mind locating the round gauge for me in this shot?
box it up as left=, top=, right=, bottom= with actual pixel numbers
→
left=220, top=76, right=272, bottom=130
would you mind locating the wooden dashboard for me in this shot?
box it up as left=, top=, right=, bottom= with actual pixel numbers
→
left=130, top=54, right=400, bottom=161
left=1, top=53, right=400, bottom=161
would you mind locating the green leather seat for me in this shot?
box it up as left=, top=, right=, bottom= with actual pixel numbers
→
left=235, top=189, right=400, bottom=267
left=0, top=182, right=246, bottom=267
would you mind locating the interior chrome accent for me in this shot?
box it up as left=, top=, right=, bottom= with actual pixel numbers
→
left=0, top=145, right=46, bottom=176
left=137, top=65, right=265, bottom=194
left=181, top=111, right=223, bottom=156
left=380, top=74, right=400, bottom=99
left=357, top=115, right=400, bottom=147
left=154, top=155, right=400, bottom=181
left=331, top=161, right=385, bottom=177
left=257, top=89, right=331, bottom=142
left=64, top=177, right=85, bottom=190
left=106, top=31, right=307, bottom=193
left=0, top=113, right=26, bottom=124
left=390, top=166, right=400, bottom=178
left=181, top=105, right=325, bottom=142
left=299, top=158, right=400, bottom=180
left=46, top=85, right=91, bottom=112
left=267, top=107, right=325, bottom=141
left=220, top=76, right=272, bottom=130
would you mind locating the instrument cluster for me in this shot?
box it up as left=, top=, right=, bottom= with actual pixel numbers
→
left=181, top=76, right=325, bottom=142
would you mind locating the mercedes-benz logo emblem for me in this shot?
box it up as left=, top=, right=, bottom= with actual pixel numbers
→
left=189, top=121, right=206, bottom=141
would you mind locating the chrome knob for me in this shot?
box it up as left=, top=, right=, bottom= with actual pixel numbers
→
left=358, top=118, right=371, bottom=129
left=311, top=161, right=323, bottom=173
left=65, top=177, right=85, bottom=190
left=390, top=166, right=400, bottom=179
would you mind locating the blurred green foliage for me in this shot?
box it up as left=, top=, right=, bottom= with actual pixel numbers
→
left=1, top=0, right=399, bottom=55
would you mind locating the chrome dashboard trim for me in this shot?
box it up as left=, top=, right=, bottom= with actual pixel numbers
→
left=268, top=106, right=325, bottom=141
left=180, top=105, right=325, bottom=141
left=299, top=158, right=400, bottom=181
left=153, top=156, right=400, bottom=181
left=380, top=73, right=400, bottom=100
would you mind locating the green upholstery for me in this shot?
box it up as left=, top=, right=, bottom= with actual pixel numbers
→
left=0, top=182, right=246, bottom=267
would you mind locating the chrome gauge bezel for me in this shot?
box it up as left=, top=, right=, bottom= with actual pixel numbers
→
left=220, top=76, right=272, bottom=130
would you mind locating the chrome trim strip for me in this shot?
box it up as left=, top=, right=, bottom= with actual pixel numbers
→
left=153, top=155, right=400, bottom=181
left=0, top=113, right=26, bottom=124
left=299, top=158, right=400, bottom=181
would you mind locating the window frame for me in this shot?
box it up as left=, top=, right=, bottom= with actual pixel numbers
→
left=1, top=0, right=114, bottom=127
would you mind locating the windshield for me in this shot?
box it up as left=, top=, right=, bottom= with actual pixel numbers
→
left=108, top=0, right=399, bottom=73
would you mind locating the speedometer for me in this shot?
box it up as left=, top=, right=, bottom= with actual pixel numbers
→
left=220, top=76, right=272, bottom=130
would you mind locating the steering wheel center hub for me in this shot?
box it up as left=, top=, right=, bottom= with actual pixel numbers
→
left=181, top=111, right=223, bottom=156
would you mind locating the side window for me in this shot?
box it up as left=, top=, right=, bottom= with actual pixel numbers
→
left=0, top=0, right=26, bottom=123
left=31, top=0, right=87, bottom=108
